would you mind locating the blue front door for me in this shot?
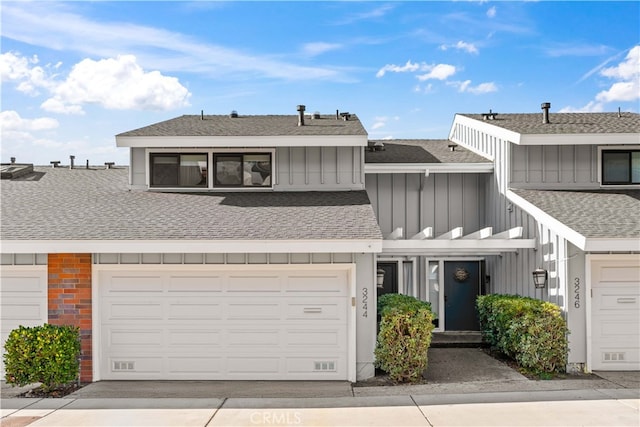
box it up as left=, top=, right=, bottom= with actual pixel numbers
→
left=444, top=261, right=481, bottom=331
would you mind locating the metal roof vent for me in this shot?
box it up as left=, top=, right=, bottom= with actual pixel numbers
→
left=541, top=102, right=551, bottom=124
left=312, top=111, right=321, bottom=119
left=340, top=112, right=351, bottom=121
left=482, top=109, right=497, bottom=120
left=229, top=110, right=238, bottom=118
left=297, top=105, right=305, bottom=126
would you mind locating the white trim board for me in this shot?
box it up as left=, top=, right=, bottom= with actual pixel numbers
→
left=364, top=163, right=493, bottom=174
left=1, top=239, right=383, bottom=254
left=117, top=135, right=368, bottom=148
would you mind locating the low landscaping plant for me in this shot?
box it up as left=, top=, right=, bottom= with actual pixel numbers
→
left=375, top=294, right=434, bottom=383
left=476, top=294, right=568, bottom=376
left=4, top=324, right=80, bottom=392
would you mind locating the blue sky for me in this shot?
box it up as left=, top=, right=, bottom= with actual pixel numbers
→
left=2, top=1, right=639, bottom=166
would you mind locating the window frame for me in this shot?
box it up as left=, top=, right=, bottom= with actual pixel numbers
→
left=149, top=152, right=208, bottom=189
left=598, top=146, right=640, bottom=187
left=213, top=152, right=273, bottom=188
left=146, top=148, right=275, bottom=191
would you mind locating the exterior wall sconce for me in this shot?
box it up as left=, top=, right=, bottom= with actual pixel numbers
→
left=376, top=268, right=385, bottom=289
left=532, top=268, right=548, bottom=289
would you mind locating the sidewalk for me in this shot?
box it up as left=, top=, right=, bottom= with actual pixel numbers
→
left=2, top=388, right=639, bottom=426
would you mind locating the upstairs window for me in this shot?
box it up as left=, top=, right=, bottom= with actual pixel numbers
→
left=150, top=153, right=207, bottom=188
left=602, top=149, right=640, bottom=185
left=214, top=153, right=272, bottom=187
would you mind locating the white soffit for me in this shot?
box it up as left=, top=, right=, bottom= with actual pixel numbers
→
left=116, top=135, right=368, bottom=148
left=1, top=239, right=383, bottom=254
left=382, top=226, right=535, bottom=255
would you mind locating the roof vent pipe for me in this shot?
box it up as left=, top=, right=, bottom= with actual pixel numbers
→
left=69, top=155, right=75, bottom=170
left=541, top=102, right=551, bottom=124
left=297, top=105, right=305, bottom=126
left=10, top=157, right=15, bottom=164
left=201, top=110, right=204, bottom=120
left=618, top=107, right=622, bottom=118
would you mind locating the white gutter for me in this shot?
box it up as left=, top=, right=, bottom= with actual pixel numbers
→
left=1, top=239, right=383, bottom=254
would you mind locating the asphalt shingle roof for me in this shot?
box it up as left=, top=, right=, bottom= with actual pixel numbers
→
left=511, top=189, right=640, bottom=240
left=365, top=139, right=489, bottom=164
left=459, top=112, right=640, bottom=135
left=1, top=167, right=382, bottom=241
left=117, top=114, right=367, bottom=137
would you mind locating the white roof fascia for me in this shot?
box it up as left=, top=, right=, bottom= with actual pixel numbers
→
left=584, top=239, right=640, bottom=252
left=449, top=114, right=522, bottom=144
left=1, top=239, right=383, bottom=254
left=116, top=135, right=368, bottom=148
left=382, top=238, right=536, bottom=254
left=506, top=189, right=587, bottom=250
left=519, top=133, right=640, bottom=145
left=364, top=163, right=493, bottom=174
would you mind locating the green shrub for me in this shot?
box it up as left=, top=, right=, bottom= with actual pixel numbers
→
left=477, top=294, right=568, bottom=375
left=374, top=294, right=434, bottom=383
left=377, top=293, right=432, bottom=317
left=4, top=324, right=80, bottom=392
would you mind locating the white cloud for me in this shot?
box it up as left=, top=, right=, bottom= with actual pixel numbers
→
left=417, top=64, right=457, bottom=81
left=0, top=110, right=59, bottom=131
left=376, top=60, right=422, bottom=77
left=487, top=6, right=497, bottom=18
left=377, top=61, right=457, bottom=81
left=42, top=55, right=191, bottom=114
left=0, top=52, right=54, bottom=95
left=370, top=115, right=399, bottom=130
left=449, top=80, right=498, bottom=94
left=302, top=42, right=342, bottom=57
left=570, top=45, right=640, bottom=108
left=558, top=102, right=604, bottom=113
left=440, top=41, right=479, bottom=55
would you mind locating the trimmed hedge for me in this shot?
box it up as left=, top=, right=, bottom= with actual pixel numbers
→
left=476, top=294, right=568, bottom=375
left=374, top=294, right=434, bottom=383
left=4, top=324, right=80, bottom=392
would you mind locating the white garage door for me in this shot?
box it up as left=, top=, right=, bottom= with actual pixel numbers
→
left=0, top=266, right=48, bottom=377
left=98, top=266, right=352, bottom=380
left=591, top=258, right=640, bottom=371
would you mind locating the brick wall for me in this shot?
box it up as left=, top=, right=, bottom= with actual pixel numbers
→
left=48, top=254, right=92, bottom=383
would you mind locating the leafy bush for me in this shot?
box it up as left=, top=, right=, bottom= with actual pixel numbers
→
left=375, top=294, right=434, bottom=383
left=4, top=324, right=80, bottom=392
left=377, top=293, right=432, bottom=317
left=477, top=294, right=568, bottom=375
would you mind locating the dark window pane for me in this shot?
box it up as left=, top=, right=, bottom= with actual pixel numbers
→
left=151, top=155, right=178, bottom=186
left=632, top=151, right=640, bottom=184
left=179, top=154, right=207, bottom=187
left=602, top=151, right=629, bottom=184
left=243, top=154, right=272, bottom=186
left=215, top=155, right=242, bottom=185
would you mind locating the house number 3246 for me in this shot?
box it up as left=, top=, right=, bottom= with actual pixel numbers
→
left=362, top=288, right=368, bottom=318
left=574, top=278, right=580, bottom=309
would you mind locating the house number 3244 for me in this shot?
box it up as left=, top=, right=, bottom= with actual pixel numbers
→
left=362, top=288, right=368, bottom=318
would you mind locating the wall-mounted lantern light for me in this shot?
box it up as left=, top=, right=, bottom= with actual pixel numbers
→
left=532, top=268, right=548, bottom=289
left=376, top=268, right=385, bottom=289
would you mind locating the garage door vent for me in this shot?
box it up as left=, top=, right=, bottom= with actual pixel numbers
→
left=113, top=361, right=135, bottom=371
left=602, top=352, right=625, bottom=362
left=314, top=361, right=336, bottom=372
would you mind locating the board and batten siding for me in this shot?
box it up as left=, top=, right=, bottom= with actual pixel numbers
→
left=274, top=146, right=364, bottom=190
left=511, top=145, right=599, bottom=189
left=128, top=146, right=364, bottom=191
left=365, top=173, right=487, bottom=237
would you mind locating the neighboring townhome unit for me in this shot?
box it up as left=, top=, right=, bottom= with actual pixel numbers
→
left=1, top=106, right=383, bottom=383
left=448, top=104, right=640, bottom=372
